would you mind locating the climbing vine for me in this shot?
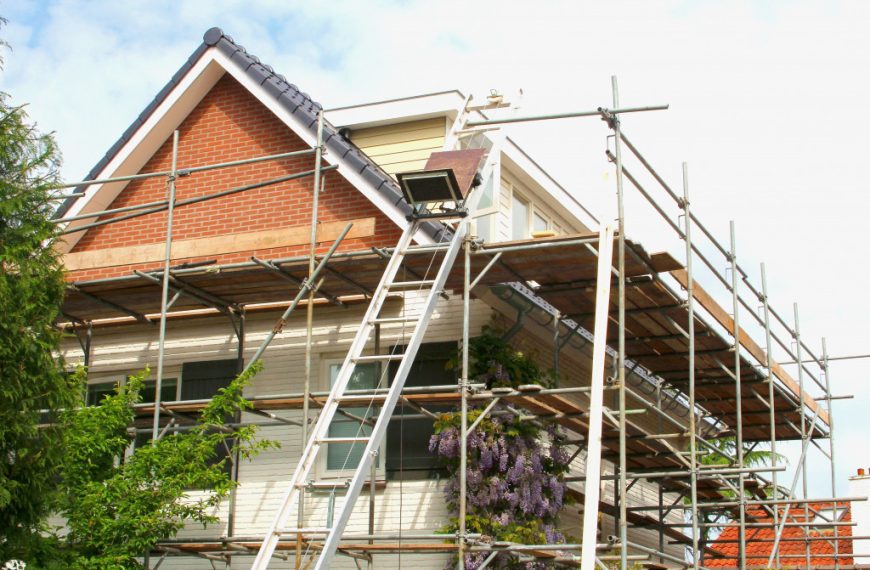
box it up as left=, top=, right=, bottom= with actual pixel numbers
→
left=430, top=328, right=570, bottom=569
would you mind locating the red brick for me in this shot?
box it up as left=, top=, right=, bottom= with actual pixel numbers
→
left=67, top=75, right=401, bottom=282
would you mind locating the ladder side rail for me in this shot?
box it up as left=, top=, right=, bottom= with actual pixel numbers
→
left=314, top=217, right=471, bottom=570
left=298, top=218, right=420, bottom=458
left=250, top=220, right=419, bottom=569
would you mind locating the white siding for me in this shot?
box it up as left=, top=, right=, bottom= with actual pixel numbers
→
left=63, top=289, right=686, bottom=567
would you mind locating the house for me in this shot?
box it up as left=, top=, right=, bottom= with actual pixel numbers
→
left=706, top=502, right=853, bottom=569
left=849, top=469, right=870, bottom=568
left=56, top=27, right=832, bottom=569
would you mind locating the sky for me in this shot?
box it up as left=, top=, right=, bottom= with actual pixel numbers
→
left=2, top=0, right=868, bottom=499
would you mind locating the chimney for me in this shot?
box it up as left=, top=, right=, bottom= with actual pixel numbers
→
left=850, top=469, right=870, bottom=565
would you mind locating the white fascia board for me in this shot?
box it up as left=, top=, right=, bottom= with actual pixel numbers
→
left=501, top=137, right=600, bottom=232
left=58, top=54, right=227, bottom=253
left=326, top=91, right=465, bottom=130
left=214, top=50, right=429, bottom=244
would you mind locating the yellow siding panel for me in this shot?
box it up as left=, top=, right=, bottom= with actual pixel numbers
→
left=360, top=136, right=444, bottom=158
left=352, top=118, right=446, bottom=178
left=351, top=117, right=445, bottom=143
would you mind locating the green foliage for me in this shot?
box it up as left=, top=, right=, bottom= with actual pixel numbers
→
left=0, top=36, right=80, bottom=549
left=450, top=325, right=557, bottom=389
left=433, top=332, right=570, bottom=568
left=46, top=362, right=276, bottom=569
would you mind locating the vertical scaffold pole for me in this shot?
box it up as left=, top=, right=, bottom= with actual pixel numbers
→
left=609, top=75, right=629, bottom=570
left=823, top=337, right=839, bottom=570
left=760, top=263, right=780, bottom=568
left=458, top=234, right=472, bottom=570
left=728, top=221, right=746, bottom=569
left=152, top=130, right=179, bottom=441
left=298, top=110, right=325, bottom=568
left=793, top=303, right=811, bottom=569
left=681, top=163, right=700, bottom=570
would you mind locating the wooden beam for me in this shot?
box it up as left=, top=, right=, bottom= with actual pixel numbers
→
left=63, top=217, right=374, bottom=271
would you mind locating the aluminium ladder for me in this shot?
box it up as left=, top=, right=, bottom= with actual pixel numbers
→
left=251, top=208, right=475, bottom=569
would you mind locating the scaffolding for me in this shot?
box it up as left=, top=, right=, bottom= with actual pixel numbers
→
left=53, top=80, right=857, bottom=569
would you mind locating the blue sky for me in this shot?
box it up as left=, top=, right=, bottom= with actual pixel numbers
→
left=3, top=0, right=870, bottom=500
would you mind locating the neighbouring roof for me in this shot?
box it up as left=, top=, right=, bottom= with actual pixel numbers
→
left=57, top=27, right=447, bottom=240
left=707, top=502, right=853, bottom=569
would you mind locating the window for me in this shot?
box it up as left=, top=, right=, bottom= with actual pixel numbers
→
left=386, top=342, right=457, bottom=478
left=86, top=381, right=118, bottom=406
left=87, top=377, right=179, bottom=407
left=133, top=360, right=238, bottom=477
left=180, top=360, right=237, bottom=400
left=533, top=211, right=549, bottom=233
left=325, top=362, right=380, bottom=471
left=511, top=193, right=529, bottom=240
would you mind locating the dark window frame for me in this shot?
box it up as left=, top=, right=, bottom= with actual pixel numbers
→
left=386, top=341, right=457, bottom=480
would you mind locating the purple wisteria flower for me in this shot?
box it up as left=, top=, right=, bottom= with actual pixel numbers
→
left=429, top=403, right=570, bottom=569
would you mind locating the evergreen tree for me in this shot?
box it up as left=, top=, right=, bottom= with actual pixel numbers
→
left=0, top=16, right=80, bottom=551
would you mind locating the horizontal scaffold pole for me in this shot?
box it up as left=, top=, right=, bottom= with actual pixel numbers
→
left=59, top=164, right=338, bottom=235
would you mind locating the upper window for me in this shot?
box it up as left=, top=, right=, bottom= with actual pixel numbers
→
left=179, top=360, right=237, bottom=401
left=87, top=377, right=179, bottom=406
left=533, top=211, right=549, bottom=233
left=511, top=193, right=530, bottom=240
left=86, top=381, right=118, bottom=406
left=132, top=360, right=238, bottom=476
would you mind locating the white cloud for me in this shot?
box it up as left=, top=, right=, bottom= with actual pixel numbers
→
left=3, top=0, right=869, bottom=497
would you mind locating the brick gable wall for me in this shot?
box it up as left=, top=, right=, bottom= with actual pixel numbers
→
left=67, top=74, right=402, bottom=282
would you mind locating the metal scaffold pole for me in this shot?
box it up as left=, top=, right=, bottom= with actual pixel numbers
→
left=609, top=75, right=629, bottom=570
left=681, top=163, right=700, bottom=570
left=793, top=303, right=812, bottom=568
left=728, top=221, right=746, bottom=569
left=152, top=130, right=180, bottom=441
left=298, top=110, right=325, bottom=569
left=459, top=233, right=472, bottom=570
left=823, top=337, right=840, bottom=570
left=760, top=262, right=780, bottom=568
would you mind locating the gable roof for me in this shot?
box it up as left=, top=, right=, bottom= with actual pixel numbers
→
left=57, top=27, right=445, bottom=248
left=707, top=502, right=853, bottom=569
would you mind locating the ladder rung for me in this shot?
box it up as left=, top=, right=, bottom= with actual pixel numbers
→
left=388, top=280, right=436, bottom=289
left=335, top=394, right=385, bottom=403
left=401, top=244, right=450, bottom=254
left=277, top=527, right=331, bottom=535
left=317, top=436, right=371, bottom=444
left=298, top=480, right=350, bottom=489
left=371, top=316, right=419, bottom=325
left=353, top=354, right=403, bottom=363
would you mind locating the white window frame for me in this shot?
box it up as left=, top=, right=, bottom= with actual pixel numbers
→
left=531, top=207, right=551, bottom=234
left=318, top=355, right=386, bottom=479
left=510, top=189, right=532, bottom=240
left=85, top=372, right=182, bottom=406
